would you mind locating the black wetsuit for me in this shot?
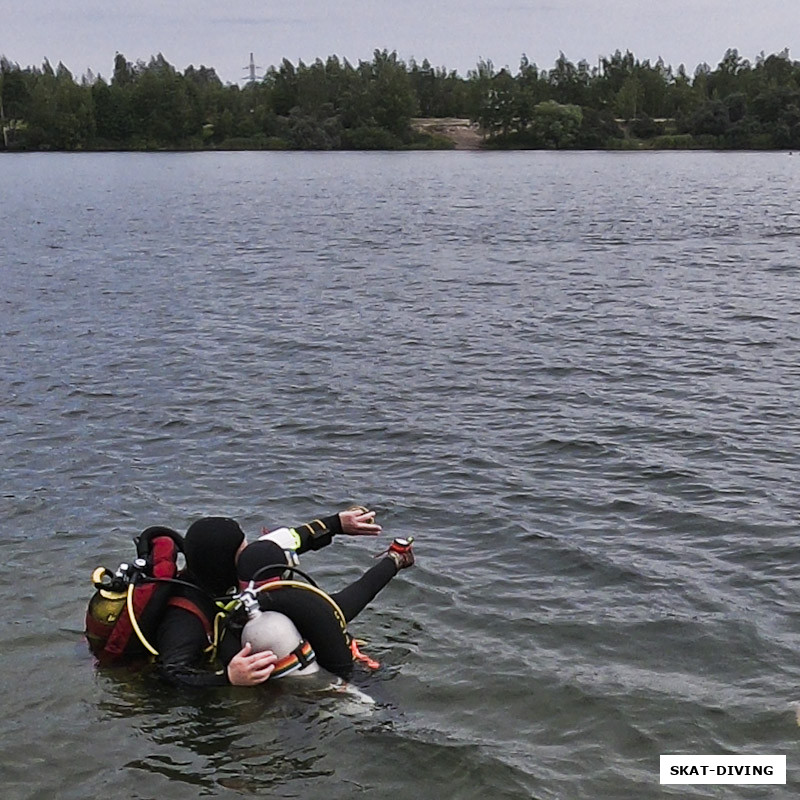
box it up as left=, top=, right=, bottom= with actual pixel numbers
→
left=249, top=549, right=397, bottom=677
left=155, top=513, right=398, bottom=687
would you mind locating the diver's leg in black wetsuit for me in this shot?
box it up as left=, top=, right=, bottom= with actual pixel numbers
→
left=329, top=557, right=398, bottom=622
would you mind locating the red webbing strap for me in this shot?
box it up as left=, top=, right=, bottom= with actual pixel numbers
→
left=167, top=596, right=213, bottom=639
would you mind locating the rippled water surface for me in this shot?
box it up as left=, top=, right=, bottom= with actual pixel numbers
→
left=3, top=150, right=800, bottom=799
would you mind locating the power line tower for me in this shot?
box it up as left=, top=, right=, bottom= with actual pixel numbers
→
left=243, top=53, right=263, bottom=84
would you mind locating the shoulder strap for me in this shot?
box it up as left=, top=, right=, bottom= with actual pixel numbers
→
left=167, top=596, right=213, bottom=639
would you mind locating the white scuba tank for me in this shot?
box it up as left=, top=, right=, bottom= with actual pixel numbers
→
left=241, top=607, right=320, bottom=676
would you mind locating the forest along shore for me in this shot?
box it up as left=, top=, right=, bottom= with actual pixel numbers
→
left=4, top=48, right=800, bottom=151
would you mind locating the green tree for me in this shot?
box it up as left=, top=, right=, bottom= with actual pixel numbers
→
left=514, top=54, right=548, bottom=132
left=688, top=99, right=730, bottom=137
left=366, top=49, right=417, bottom=139
left=25, top=60, right=95, bottom=148
left=467, top=58, right=496, bottom=130
left=1, top=58, right=31, bottom=120
left=548, top=53, right=589, bottom=105
left=709, top=48, right=750, bottom=99
left=530, top=100, right=583, bottom=148
left=615, top=74, right=643, bottom=119
left=267, top=59, right=299, bottom=117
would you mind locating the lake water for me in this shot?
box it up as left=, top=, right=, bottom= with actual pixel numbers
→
left=2, top=149, right=800, bottom=799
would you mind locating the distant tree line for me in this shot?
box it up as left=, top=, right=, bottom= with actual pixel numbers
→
left=2, top=47, right=800, bottom=150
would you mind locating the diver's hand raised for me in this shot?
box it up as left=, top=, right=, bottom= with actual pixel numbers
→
left=339, top=506, right=382, bottom=536
left=227, top=641, right=277, bottom=686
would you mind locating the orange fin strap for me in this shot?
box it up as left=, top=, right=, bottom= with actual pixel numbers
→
left=350, top=638, right=381, bottom=670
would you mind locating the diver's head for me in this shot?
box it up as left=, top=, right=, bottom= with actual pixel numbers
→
left=236, top=539, right=286, bottom=587
left=184, top=517, right=245, bottom=595
left=243, top=610, right=320, bottom=677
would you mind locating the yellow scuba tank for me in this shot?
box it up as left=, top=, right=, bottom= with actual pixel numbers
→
left=85, top=567, right=129, bottom=651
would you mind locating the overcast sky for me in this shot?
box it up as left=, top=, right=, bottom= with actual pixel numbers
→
left=5, top=1, right=798, bottom=84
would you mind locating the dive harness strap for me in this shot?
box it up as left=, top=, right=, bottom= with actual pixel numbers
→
left=270, top=639, right=316, bottom=679
left=167, top=596, right=214, bottom=640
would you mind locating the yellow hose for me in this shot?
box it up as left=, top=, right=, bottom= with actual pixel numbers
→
left=127, top=578, right=343, bottom=659
left=126, top=583, right=159, bottom=656
left=254, top=579, right=348, bottom=633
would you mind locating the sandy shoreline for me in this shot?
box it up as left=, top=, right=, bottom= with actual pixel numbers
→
left=411, top=118, right=484, bottom=149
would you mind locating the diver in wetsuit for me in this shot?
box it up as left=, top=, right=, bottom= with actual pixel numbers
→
left=235, top=523, right=414, bottom=679
left=155, top=508, right=413, bottom=687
